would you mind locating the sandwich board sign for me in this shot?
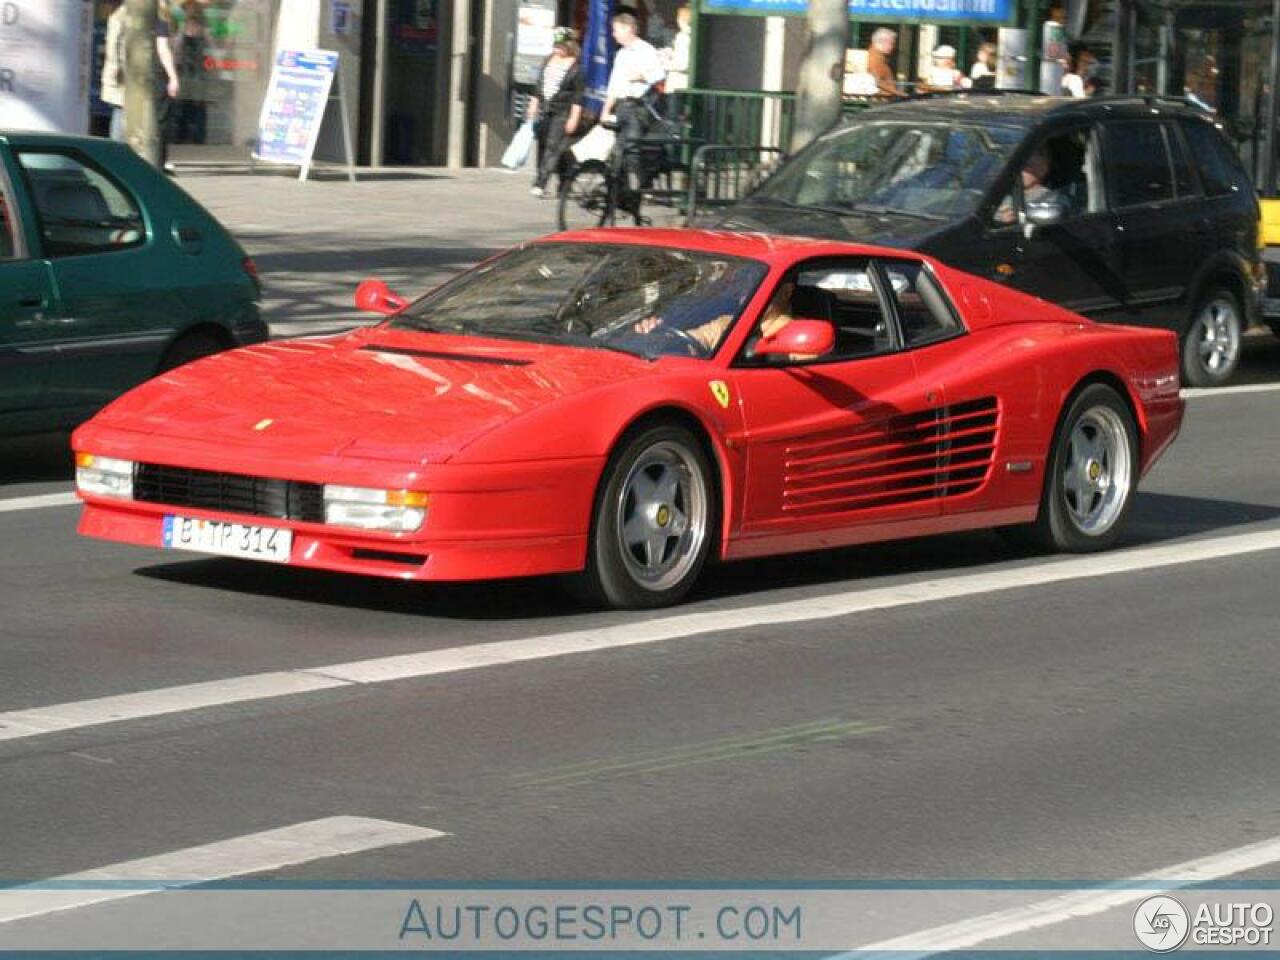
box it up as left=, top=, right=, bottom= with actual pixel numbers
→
left=254, top=48, right=355, bottom=181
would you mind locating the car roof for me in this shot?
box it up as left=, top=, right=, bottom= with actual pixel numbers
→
left=0, top=130, right=114, bottom=148
left=846, top=93, right=1218, bottom=129
left=544, top=228, right=935, bottom=267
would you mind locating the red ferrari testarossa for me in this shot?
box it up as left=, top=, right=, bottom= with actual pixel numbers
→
left=74, top=229, right=1183, bottom=608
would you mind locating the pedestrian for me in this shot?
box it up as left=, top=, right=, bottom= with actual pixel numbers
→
left=969, top=41, right=997, bottom=90
left=155, top=2, right=182, bottom=170
left=663, top=4, right=692, bottom=94
left=527, top=28, right=585, bottom=197
left=926, top=45, right=970, bottom=91
left=173, top=0, right=209, bottom=145
left=866, top=27, right=898, bottom=98
left=1061, top=44, right=1093, bottom=97
left=101, top=0, right=127, bottom=141
left=601, top=10, right=666, bottom=206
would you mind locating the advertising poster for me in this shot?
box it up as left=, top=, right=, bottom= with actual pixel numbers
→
left=253, top=48, right=339, bottom=167
left=513, top=0, right=556, bottom=86
left=1039, top=19, right=1066, bottom=94
left=0, top=0, right=93, bottom=133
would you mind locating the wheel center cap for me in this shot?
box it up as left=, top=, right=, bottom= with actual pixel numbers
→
left=1087, top=460, right=1102, bottom=483
left=655, top=505, right=671, bottom=528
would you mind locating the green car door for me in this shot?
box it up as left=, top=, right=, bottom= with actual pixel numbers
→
left=0, top=150, right=60, bottom=428
left=12, top=147, right=171, bottom=419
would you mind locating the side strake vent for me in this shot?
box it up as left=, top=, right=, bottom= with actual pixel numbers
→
left=782, top=397, right=1000, bottom=515
left=360, top=345, right=531, bottom=366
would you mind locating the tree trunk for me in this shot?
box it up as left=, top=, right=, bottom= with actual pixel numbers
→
left=789, top=0, right=846, bottom=154
left=124, top=0, right=159, bottom=167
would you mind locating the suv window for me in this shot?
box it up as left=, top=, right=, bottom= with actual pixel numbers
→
left=16, top=151, right=145, bottom=257
left=1106, top=123, right=1176, bottom=207
left=994, top=126, right=1102, bottom=226
left=1165, top=123, right=1198, bottom=198
left=1180, top=119, right=1244, bottom=197
left=881, top=260, right=963, bottom=346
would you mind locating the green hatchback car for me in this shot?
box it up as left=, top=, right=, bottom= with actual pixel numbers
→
left=1, top=132, right=264, bottom=436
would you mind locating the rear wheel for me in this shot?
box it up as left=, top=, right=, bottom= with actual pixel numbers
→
left=1181, top=289, right=1242, bottom=388
left=557, top=160, right=614, bottom=231
left=573, top=424, right=716, bottom=609
left=1009, top=383, right=1139, bottom=553
left=158, top=330, right=225, bottom=373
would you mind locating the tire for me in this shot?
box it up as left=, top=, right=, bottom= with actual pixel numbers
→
left=1011, top=383, right=1139, bottom=553
left=1181, top=288, right=1242, bottom=388
left=557, top=160, right=614, bottom=232
left=573, top=423, right=717, bottom=609
left=158, top=330, right=226, bottom=373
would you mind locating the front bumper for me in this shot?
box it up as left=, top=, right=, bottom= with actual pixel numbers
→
left=72, top=430, right=605, bottom=581
left=79, top=498, right=587, bottom=580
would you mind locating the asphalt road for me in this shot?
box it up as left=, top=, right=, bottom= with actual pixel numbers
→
left=2, top=343, right=1280, bottom=951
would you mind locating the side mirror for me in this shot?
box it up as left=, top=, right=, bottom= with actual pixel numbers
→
left=355, top=279, right=408, bottom=316
left=753, top=318, right=836, bottom=358
left=1025, top=196, right=1067, bottom=227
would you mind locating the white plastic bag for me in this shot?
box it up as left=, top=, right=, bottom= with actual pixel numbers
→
left=501, top=121, right=535, bottom=170
left=570, top=125, right=616, bottom=164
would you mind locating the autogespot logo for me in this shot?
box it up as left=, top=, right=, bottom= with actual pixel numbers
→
left=1134, top=895, right=1191, bottom=952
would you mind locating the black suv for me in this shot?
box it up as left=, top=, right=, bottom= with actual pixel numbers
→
left=717, top=95, right=1262, bottom=387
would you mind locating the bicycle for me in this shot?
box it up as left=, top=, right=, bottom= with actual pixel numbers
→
left=556, top=107, right=696, bottom=231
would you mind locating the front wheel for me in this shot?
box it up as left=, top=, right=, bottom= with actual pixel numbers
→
left=1012, top=383, right=1139, bottom=553
left=557, top=160, right=614, bottom=231
left=1181, top=289, right=1242, bottom=388
left=574, top=424, right=717, bottom=609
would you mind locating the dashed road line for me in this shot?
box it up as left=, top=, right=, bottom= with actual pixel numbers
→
left=0, top=816, right=445, bottom=927
left=836, top=833, right=1280, bottom=958
left=0, top=492, right=78, bottom=514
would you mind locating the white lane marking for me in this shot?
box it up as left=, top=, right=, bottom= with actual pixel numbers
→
left=1183, top=382, right=1280, bottom=398
left=0, top=816, right=444, bottom=927
left=0, top=492, right=77, bottom=514
left=838, top=833, right=1280, bottom=957
left=2, top=527, right=1280, bottom=745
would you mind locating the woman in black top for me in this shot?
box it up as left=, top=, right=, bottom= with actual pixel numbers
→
left=527, top=29, right=585, bottom=196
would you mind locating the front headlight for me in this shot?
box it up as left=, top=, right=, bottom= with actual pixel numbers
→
left=323, top=485, right=428, bottom=532
left=75, top=453, right=134, bottom=499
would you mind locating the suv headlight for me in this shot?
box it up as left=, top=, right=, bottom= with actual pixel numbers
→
left=323, top=485, right=428, bottom=532
left=75, top=453, right=134, bottom=499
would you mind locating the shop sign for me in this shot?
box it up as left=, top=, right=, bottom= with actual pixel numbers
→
left=0, top=0, right=93, bottom=133
left=700, top=0, right=1014, bottom=24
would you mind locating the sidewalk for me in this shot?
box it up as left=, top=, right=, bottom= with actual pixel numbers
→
left=178, top=168, right=561, bottom=338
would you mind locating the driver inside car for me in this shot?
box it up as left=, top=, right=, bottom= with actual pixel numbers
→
left=631, top=281, right=801, bottom=356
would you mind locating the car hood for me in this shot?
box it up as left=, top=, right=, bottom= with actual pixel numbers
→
left=715, top=202, right=949, bottom=246
left=91, top=328, right=653, bottom=464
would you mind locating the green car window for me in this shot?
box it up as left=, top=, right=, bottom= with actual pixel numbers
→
left=17, top=151, right=145, bottom=258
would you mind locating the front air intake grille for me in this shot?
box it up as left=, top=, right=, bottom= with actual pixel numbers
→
left=134, top=463, right=325, bottom=523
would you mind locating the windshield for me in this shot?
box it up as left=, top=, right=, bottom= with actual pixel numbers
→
left=751, top=120, right=1024, bottom=219
left=391, top=243, right=768, bottom=359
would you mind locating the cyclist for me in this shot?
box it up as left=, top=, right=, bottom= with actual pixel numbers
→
left=601, top=10, right=666, bottom=209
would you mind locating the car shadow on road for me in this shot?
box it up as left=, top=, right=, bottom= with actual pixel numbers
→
left=133, top=491, right=1280, bottom=621
left=0, top=433, right=73, bottom=485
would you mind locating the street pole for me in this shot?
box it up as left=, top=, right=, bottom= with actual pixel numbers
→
left=790, top=0, right=846, bottom=154
left=124, top=0, right=159, bottom=167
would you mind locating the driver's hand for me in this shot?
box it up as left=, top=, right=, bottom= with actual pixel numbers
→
left=633, top=315, right=663, bottom=334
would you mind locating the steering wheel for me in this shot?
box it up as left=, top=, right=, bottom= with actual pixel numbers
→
left=640, top=323, right=705, bottom=358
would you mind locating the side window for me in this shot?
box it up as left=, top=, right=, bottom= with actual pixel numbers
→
left=880, top=260, right=963, bottom=347
left=1106, top=123, right=1175, bottom=207
left=740, top=258, right=895, bottom=365
left=1180, top=119, right=1243, bottom=197
left=993, top=126, right=1100, bottom=226
left=16, top=151, right=144, bottom=257
left=1165, top=123, right=1198, bottom=198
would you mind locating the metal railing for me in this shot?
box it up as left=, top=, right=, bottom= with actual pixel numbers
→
left=684, top=144, right=786, bottom=226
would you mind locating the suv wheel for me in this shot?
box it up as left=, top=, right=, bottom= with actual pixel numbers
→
left=1182, top=289, right=1242, bottom=388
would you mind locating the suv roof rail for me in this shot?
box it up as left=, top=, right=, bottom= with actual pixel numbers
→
left=903, top=88, right=1045, bottom=101
left=1085, top=93, right=1210, bottom=111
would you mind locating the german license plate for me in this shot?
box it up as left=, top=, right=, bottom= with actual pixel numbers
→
left=162, top=515, right=292, bottom=563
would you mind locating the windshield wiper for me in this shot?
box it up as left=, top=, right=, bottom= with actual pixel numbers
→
left=849, top=203, right=947, bottom=222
